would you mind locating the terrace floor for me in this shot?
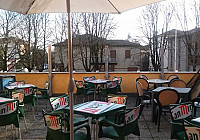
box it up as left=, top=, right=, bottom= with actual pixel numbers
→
left=0, top=94, right=198, bottom=140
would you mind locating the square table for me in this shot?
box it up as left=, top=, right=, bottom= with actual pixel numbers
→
left=62, top=101, right=126, bottom=140
left=86, top=79, right=109, bottom=100
left=151, top=87, right=191, bottom=123
left=5, top=84, right=37, bottom=97
left=147, top=79, right=170, bottom=88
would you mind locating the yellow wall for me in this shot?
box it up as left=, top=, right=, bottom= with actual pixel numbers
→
left=0, top=72, right=195, bottom=94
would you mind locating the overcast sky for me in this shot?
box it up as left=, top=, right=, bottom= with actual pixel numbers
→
left=110, top=0, right=196, bottom=42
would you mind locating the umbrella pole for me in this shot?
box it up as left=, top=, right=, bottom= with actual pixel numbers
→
left=66, top=0, right=74, bottom=139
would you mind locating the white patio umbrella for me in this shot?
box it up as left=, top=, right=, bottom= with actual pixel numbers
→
left=0, top=0, right=165, bottom=139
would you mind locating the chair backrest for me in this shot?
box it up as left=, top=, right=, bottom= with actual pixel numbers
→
left=157, top=89, right=180, bottom=106
left=9, top=81, right=25, bottom=86
left=189, top=79, right=200, bottom=101
left=108, top=95, right=127, bottom=105
left=75, top=80, right=84, bottom=88
left=83, top=76, right=95, bottom=82
left=169, top=79, right=187, bottom=88
left=187, top=69, right=200, bottom=88
left=113, top=76, right=122, bottom=84
left=136, top=77, right=149, bottom=92
left=169, top=102, right=193, bottom=122
left=125, top=105, right=141, bottom=124
left=139, top=75, right=148, bottom=80
left=42, top=110, right=62, bottom=131
left=45, top=81, right=49, bottom=89
left=167, top=74, right=179, bottom=81
left=106, top=81, right=118, bottom=89
left=0, top=99, right=18, bottom=116
left=50, top=95, right=69, bottom=111
left=15, top=87, right=34, bottom=96
left=184, top=119, right=200, bottom=140
left=12, top=92, right=24, bottom=103
left=0, top=99, right=19, bottom=127
left=136, top=81, right=143, bottom=97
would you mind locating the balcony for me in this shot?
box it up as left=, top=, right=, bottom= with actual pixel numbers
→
left=0, top=71, right=195, bottom=94
left=0, top=71, right=197, bottom=139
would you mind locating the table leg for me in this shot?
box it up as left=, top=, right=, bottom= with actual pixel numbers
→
left=151, top=92, right=155, bottom=123
left=96, top=119, right=99, bottom=140
left=64, top=113, right=66, bottom=132
left=94, top=87, right=96, bottom=101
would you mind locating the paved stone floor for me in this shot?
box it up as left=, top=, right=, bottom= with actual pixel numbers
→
left=0, top=94, right=199, bottom=140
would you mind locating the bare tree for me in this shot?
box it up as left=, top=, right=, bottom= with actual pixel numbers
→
left=175, top=0, right=200, bottom=71
left=72, top=13, right=116, bottom=72
left=139, top=3, right=173, bottom=71
left=0, top=10, right=22, bottom=71
left=52, top=14, right=68, bottom=71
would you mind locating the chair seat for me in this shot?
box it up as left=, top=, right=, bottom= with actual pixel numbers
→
left=194, top=101, right=200, bottom=107
left=37, top=94, right=48, bottom=99
left=74, top=131, right=88, bottom=140
left=47, top=127, right=89, bottom=140
left=177, top=131, right=186, bottom=140
left=142, top=100, right=151, bottom=104
left=85, top=89, right=94, bottom=96
left=101, top=126, right=119, bottom=139
left=74, top=117, right=88, bottom=126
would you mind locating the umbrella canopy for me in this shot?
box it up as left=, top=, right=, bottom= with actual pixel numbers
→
left=0, top=0, right=166, bottom=139
left=0, top=0, right=164, bottom=14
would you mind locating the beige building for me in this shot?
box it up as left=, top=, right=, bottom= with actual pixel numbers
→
left=53, top=35, right=146, bottom=72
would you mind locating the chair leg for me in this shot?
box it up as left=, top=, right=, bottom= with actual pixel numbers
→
left=11, top=124, right=14, bottom=139
left=135, top=97, right=138, bottom=106
left=18, top=127, right=22, bottom=140
left=155, top=108, right=158, bottom=125
left=36, top=95, right=38, bottom=115
left=83, top=96, right=85, bottom=103
left=74, top=94, right=77, bottom=104
left=32, top=106, right=35, bottom=120
left=24, top=115, right=28, bottom=132
left=194, top=106, right=197, bottom=117
left=158, top=109, right=161, bottom=132
left=4, top=126, right=6, bottom=140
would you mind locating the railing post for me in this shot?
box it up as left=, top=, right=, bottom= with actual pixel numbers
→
left=48, top=45, right=52, bottom=96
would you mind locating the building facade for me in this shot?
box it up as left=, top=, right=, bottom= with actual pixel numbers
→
left=53, top=35, right=145, bottom=72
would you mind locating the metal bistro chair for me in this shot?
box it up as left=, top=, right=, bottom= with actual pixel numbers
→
left=113, top=76, right=122, bottom=93
left=154, top=88, right=180, bottom=132
left=98, top=104, right=142, bottom=140
left=169, top=102, right=193, bottom=139
left=42, top=110, right=91, bottom=140
left=187, top=69, right=200, bottom=88
left=50, top=95, right=88, bottom=128
left=139, top=75, right=148, bottom=80
left=187, top=79, right=200, bottom=117
left=0, top=99, right=21, bottom=140
left=167, top=74, right=179, bottom=81
left=135, top=81, right=151, bottom=110
left=169, top=79, right=187, bottom=88
left=136, top=77, right=152, bottom=94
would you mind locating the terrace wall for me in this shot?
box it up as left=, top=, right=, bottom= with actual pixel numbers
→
left=0, top=72, right=195, bottom=94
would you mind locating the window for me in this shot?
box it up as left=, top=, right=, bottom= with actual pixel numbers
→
left=110, top=50, right=116, bottom=58
left=125, top=50, right=131, bottom=58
